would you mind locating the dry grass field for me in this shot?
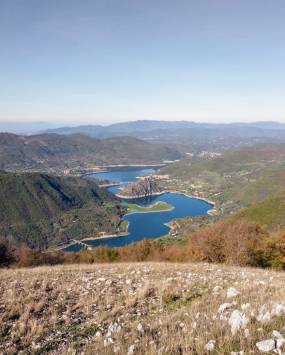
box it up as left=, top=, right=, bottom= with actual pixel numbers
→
left=1, top=262, right=285, bottom=354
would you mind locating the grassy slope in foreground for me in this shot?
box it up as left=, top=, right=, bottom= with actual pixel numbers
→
left=2, top=262, right=285, bottom=354
left=122, top=201, right=173, bottom=213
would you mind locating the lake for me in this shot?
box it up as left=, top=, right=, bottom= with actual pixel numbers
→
left=63, top=167, right=213, bottom=251
left=93, top=166, right=157, bottom=194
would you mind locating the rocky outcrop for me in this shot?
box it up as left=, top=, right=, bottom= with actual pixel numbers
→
left=119, top=177, right=163, bottom=198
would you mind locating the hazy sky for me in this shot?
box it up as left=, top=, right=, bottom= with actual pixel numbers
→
left=0, top=0, right=285, bottom=124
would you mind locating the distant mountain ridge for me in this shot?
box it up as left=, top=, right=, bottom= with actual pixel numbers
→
left=45, top=120, right=285, bottom=137
left=46, top=120, right=197, bottom=136
left=44, top=120, right=285, bottom=150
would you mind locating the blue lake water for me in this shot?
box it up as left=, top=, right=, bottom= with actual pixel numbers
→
left=83, top=192, right=212, bottom=248
left=63, top=167, right=213, bottom=251
left=93, top=167, right=156, bottom=194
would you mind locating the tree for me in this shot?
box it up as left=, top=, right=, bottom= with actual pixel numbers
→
left=0, top=237, right=16, bottom=267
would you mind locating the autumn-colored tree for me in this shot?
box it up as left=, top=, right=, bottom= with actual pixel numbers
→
left=186, top=219, right=268, bottom=266
left=259, top=230, right=285, bottom=269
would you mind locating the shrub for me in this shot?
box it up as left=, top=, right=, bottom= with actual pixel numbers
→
left=0, top=237, right=16, bottom=267
left=118, top=240, right=162, bottom=262
left=186, top=218, right=269, bottom=266
left=16, top=246, right=65, bottom=267
left=259, top=230, right=285, bottom=269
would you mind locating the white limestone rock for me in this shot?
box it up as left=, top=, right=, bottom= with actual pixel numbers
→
left=204, top=340, right=216, bottom=352
left=228, top=310, right=248, bottom=335
left=256, top=339, right=275, bottom=352
left=227, top=287, right=240, bottom=298
left=218, top=303, right=233, bottom=313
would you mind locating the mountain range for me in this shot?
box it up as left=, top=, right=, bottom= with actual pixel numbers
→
left=44, top=120, right=285, bottom=150
left=45, top=120, right=285, bottom=136
left=3, top=120, right=285, bottom=154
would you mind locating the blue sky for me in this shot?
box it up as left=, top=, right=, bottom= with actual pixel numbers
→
left=0, top=0, right=285, bottom=124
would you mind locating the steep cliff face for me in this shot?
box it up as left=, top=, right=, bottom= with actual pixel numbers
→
left=119, top=177, right=163, bottom=198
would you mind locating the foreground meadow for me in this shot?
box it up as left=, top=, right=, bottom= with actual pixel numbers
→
left=1, top=262, right=285, bottom=354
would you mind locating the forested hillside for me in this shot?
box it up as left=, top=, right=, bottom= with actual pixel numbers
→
left=0, top=133, right=183, bottom=172
left=161, top=144, right=285, bottom=212
left=0, top=172, right=125, bottom=249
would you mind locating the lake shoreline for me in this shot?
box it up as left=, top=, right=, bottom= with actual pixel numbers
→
left=58, top=230, right=131, bottom=251
left=116, top=190, right=216, bottom=208
left=61, top=167, right=216, bottom=252
left=87, top=163, right=167, bottom=173
left=171, top=191, right=215, bottom=206
left=116, top=191, right=165, bottom=199
left=81, top=231, right=129, bottom=242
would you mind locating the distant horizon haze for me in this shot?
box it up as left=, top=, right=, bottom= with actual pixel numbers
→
left=1, top=118, right=285, bottom=133
left=1, top=118, right=285, bottom=126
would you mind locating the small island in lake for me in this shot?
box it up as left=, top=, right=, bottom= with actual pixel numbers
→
left=122, top=201, right=174, bottom=214
left=117, top=176, right=164, bottom=198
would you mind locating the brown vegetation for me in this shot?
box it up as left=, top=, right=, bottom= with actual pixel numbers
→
left=0, top=237, right=16, bottom=267
left=67, top=220, right=285, bottom=270
left=2, top=218, right=285, bottom=271
left=2, top=263, right=285, bottom=354
left=185, top=219, right=268, bottom=266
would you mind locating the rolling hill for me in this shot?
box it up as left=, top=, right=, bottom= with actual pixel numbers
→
left=161, top=144, right=285, bottom=212
left=232, top=193, right=285, bottom=231
left=0, top=133, right=183, bottom=172
left=0, top=171, right=125, bottom=249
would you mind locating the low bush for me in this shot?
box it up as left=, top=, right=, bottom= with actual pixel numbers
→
left=185, top=218, right=269, bottom=266
left=0, top=237, right=16, bottom=267
left=16, top=247, right=65, bottom=267
left=259, top=230, right=285, bottom=269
